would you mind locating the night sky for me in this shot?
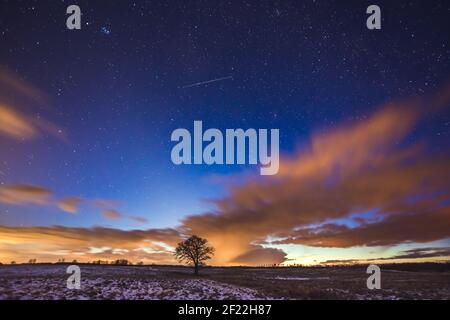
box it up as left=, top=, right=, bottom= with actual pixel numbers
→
left=0, top=0, right=449, bottom=265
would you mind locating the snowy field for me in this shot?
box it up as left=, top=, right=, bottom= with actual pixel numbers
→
left=0, top=265, right=266, bottom=300
left=0, top=264, right=449, bottom=300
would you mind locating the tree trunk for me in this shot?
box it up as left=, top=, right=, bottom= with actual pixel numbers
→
left=194, top=263, right=199, bottom=275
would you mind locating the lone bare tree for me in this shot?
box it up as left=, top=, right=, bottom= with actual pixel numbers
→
left=174, top=235, right=215, bottom=275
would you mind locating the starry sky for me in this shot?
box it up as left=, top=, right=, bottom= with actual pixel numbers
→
left=0, top=0, right=449, bottom=265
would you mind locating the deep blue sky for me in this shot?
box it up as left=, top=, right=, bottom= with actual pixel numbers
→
left=0, top=0, right=449, bottom=230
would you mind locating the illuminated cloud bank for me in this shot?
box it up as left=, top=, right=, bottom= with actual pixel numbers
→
left=1, top=71, right=449, bottom=265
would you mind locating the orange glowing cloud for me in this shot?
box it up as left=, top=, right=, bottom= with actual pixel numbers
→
left=102, top=209, right=124, bottom=220
left=0, top=225, right=181, bottom=264
left=0, top=105, right=37, bottom=140
left=129, top=216, right=149, bottom=224
left=1, top=87, right=449, bottom=266
left=0, top=68, right=48, bottom=106
left=0, top=184, right=148, bottom=223
left=0, top=184, right=51, bottom=205
left=180, top=89, right=450, bottom=265
left=0, top=70, right=65, bottom=142
left=57, top=197, right=83, bottom=214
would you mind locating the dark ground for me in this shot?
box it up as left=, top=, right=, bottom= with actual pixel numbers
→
left=0, top=263, right=449, bottom=300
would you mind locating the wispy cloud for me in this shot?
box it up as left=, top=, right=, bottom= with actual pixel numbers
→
left=0, top=87, right=449, bottom=265
left=0, top=105, right=37, bottom=140
left=0, top=184, right=51, bottom=205
left=102, top=209, right=123, bottom=220
left=129, top=216, right=149, bottom=224
left=0, top=184, right=148, bottom=224
left=0, top=70, right=65, bottom=141
left=0, top=225, right=181, bottom=263
left=320, top=247, right=450, bottom=265
left=57, top=197, right=82, bottom=214
left=180, top=87, right=450, bottom=265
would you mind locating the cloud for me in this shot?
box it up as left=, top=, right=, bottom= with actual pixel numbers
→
left=96, top=201, right=148, bottom=223
left=180, top=88, right=450, bottom=264
left=319, top=258, right=361, bottom=265
left=0, top=184, right=51, bottom=205
left=129, top=216, right=149, bottom=224
left=0, top=70, right=65, bottom=141
left=57, top=197, right=82, bottom=214
left=1, top=87, right=449, bottom=266
left=102, top=209, right=123, bottom=220
left=94, top=199, right=119, bottom=208
left=320, top=247, right=450, bottom=264
left=273, top=205, right=450, bottom=248
left=231, top=246, right=287, bottom=265
left=0, top=68, right=48, bottom=106
left=0, top=184, right=83, bottom=214
left=387, top=247, right=450, bottom=260
left=0, top=105, right=37, bottom=140
left=0, top=183, right=142, bottom=222
left=0, top=104, right=65, bottom=142
left=0, top=225, right=181, bottom=264
left=0, top=182, right=146, bottom=225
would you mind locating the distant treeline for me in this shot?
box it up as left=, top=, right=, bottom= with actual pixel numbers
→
left=1, top=261, right=449, bottom=272
left=0, top=259, right=138, bottom=266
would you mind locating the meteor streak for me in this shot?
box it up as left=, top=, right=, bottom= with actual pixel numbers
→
left=181, top=76, right=233, bottom=89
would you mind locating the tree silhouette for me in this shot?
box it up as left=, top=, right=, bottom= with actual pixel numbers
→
left=174, top=235, right=214, bottom=275
left=113, top=259, right=129, bottom=265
